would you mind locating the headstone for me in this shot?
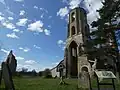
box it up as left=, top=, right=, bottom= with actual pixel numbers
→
left=2, top=62, right=15, bottom=90
left=0, top=69, right=2, bottom=85
left=5, top=50, right=17, bottom=76
left=78, top=71, right=91, bottom=90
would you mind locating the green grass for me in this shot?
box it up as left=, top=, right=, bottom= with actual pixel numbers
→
left=0, top=77, right=120, bottom=90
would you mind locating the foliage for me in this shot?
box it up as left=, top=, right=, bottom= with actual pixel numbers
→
left=31, top=69, right=37, bottom=76
left=21, top=68, right=28, bottom=73
left=88, top=0, right=120, bottom=58
left=43, top=68, right=52, bottom=78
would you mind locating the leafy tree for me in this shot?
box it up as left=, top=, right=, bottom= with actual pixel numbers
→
left=43, top=68, right=52, bottom=78
left=21, top=67, right=28, bottom=73
left=31, top=69, right=37, bottom=76
left=88, top=0, right=120, bottom=73
left=88, top=0, right=120, bottom=55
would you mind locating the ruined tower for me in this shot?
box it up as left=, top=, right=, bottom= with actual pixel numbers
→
left=64, top=7, right=91, bottom=78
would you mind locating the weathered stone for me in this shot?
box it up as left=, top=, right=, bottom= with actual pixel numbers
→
left=78, top=71, right=91, bottom=90
left=2, top=62, right=15, bottom=90
left=0, top=70, right=2, bottom=85
left=5, top=50, right=17, bottom=75
left=64, top=7, right=91, bottom=78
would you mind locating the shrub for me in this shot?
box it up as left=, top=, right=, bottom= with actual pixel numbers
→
left=43, top=68, right=52, bottom=78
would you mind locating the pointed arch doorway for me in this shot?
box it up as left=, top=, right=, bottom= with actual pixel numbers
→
left=68, top=41, right=78, bottom=77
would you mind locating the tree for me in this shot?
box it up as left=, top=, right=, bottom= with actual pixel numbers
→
left=88, top=0, right=120, bottom=73
left=21, top=67, right=28, bottom=73
left=31, top=69, right=37, bottom=76
left=38, top=71, right=43, bottom=77
left=43, top=68, right=52, bottom=78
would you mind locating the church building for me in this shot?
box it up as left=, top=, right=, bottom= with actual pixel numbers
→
left=63, top=7, right=92, bottom=78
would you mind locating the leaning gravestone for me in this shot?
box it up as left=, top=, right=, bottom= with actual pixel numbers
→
left=5, top=50, right=17, bottom=76
left=2, top=62, right=15, bottom=90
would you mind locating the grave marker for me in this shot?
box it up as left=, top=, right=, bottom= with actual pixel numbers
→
left=2, top=62, right=15, bottom=90
left=78, top=71, right=92, bottom=90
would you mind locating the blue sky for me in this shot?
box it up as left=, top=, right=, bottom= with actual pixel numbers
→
left=0, top=0, right=113, bottom=72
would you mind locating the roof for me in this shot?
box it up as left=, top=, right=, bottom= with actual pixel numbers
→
left=50, top=60, right=64, bottom=71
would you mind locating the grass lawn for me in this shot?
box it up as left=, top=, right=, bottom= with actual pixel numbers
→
left=0, top=77, right=120, bottom=90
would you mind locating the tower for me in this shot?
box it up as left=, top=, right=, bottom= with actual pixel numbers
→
left=64, top=7, right=91, bottom=78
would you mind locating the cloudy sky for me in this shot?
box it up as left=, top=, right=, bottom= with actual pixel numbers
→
left=0, top=0, right=104, bottom=72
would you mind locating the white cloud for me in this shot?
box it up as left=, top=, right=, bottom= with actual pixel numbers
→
left=19, top=47, right=23, bottom=50
left=22, top=4, right=24, bottom=7
left=20, top=10, right=25, bottom=16
left=60, top=0, right=103, bottom=25
left=16, top=56, right=24, bottom=60
left=40, top=14, right=44, bottom=18
left=57, top=6, right=69, bottom=19
left=16, top=18, right=28, bottom=26
left=5, top=7, right=14, bottom=15
left=62, top=46, right=66, bottom=51
left=57, top=40, right=66, bottom=50
left=34, top=6, right=38, bottom=9
left=48, top=25, right=51, bottom=28
left=28, top=20, right=44, bottom=33
left=1, top=49, right=9, bottom=54
left=13, top=29, right=23, bottom=33
left=40, top=8, right=44, bottom=10
left=52, top=62, right=59, bottom=66
left=13, top=29, right=20, bottom=32
left=2, top=22, right=15, bottom=29
left=39, top=8, right=48, bottom=13
left=69, top=0, right=81, bottom=9
left=0, top=16, right=5, bottom=21
left=57, top=0, right=81, bottom=19
left=14, top=0, right=24, bottom=2
left=57, top=40, right=66, bottom=45
left=6, top=33, right=19, bottom=39
left=8, top=17, right=14, bottom=20
left=0, top=0, right=5, bottom=5
left=0, top=12, right=4, bottom=16
left=19, top=47, right=30, bottom=52
left=33, top=45, right=41, bottom=49
left=44, top=29, right=51, bottom=36
left=48, top=16, right=52, bottom=19
left=25, top=60, right=36, bottom=65
left=0, top=1, right=14, bottom=15
left=62, top=0, right=68, bottom=4
left=84, top=0, right=103, bottom=24
left=23, top=48, right=30, bottom=52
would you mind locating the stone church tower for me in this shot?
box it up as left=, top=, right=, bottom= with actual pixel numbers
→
left=64, top=7, right=91, bottom=78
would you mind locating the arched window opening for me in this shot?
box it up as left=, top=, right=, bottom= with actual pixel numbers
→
left=81, top=67, right=88, bottom=72
left=71, top=12, right=75, bottom=22
left=71, top=26, right=75, bottom=35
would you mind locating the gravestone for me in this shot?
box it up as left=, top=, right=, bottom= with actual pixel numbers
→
left=0, top=69, right=2, bottom=85
left=2, top=62, right=15, bottom=90
left=5, top=50, right=17, bottom=76
left=78, top=71, right=91, bottom=90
